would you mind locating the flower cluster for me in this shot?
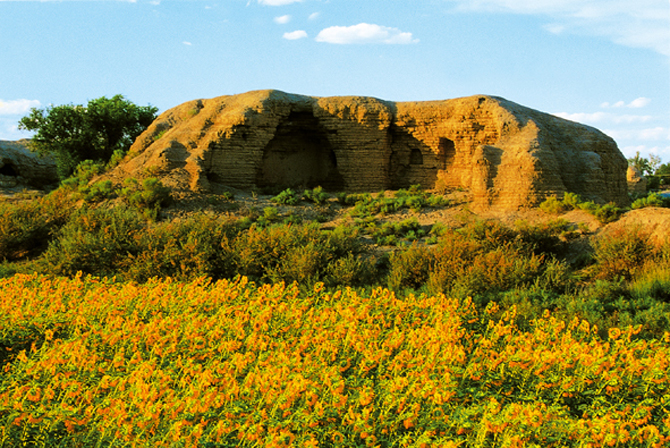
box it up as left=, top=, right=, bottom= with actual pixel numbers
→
left=1, top=274, right=668, bottom=447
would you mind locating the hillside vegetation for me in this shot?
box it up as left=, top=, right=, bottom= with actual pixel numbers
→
left=1, top=164, right=670, bottom=446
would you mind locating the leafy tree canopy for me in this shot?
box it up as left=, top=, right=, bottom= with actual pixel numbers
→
left=627, top=151, right=661, bottom=177
left=655, top=163, right=670, bottom=177
left=19, top=95, right=158, bottom=178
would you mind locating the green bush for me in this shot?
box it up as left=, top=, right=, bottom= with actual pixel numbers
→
left=589, top=227, right=652, bottom=281
left=120, top=177, right=172, bottom=220
left=255, top=206, right=280, bottom=227
left=302, top=186, right=329, bottom=205
left=539, top=195, right=569, bottom=214
left=591, top=202, right=625, bottom=224
left=371, top=217, right=425, bottom=246
left=0, top=188, right=75, bottom=261
left=80, top=179, right=116, bottom=203
left=120, top=216, right=242, bottom=282
left=387, top=243, right=433, bottom=291
left=631, top=192, right=669, bottom=209
left=233, top=222, right=368, bottom=286
left=539, top=193, right=624, bottom=224
left=38, top=206, right=145, bottom=278
left=387, top=223, right=548, bottom=298
left=514, top=219, right=574, bottom=256
left=271, top=188, right=301, bottom=206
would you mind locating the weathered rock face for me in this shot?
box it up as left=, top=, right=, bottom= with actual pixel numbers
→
left=0, top=140, right=58, bottom=189
left=627, top=166, right=647, bottom=194
left=115, top=90, right=629, bottom=210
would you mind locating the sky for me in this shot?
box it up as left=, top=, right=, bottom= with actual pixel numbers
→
left=1, top=0, right=669, bottom=163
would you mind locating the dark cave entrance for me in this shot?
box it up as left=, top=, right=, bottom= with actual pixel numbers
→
left=409, top=148, right=424, bottom=165
left=0, top=163, right=18, bottom=177
left=438, top=137, right=455, bottom=168
left=257, top=111, right=343, bottom=191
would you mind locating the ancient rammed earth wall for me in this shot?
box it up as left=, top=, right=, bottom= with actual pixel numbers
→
left=116, top=90, right=629, bottom=210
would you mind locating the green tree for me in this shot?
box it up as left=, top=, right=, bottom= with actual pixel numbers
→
left=19, top=95, right=158, bottom=178
left=627, top=151, right=661, bottom=176
left=655, top=162, right=670, bottom=176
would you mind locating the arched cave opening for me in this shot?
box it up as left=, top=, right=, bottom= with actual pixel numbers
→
left=438, top=137, right=456, bottom=168
left=257, top=111, right=344, bottom=191
left=0, top=163, right=17, bottom=177
left=410, top=148, right=424, bottom=165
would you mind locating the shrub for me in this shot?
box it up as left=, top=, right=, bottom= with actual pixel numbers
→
left=120, top=216, right=241, bottom=282
left=324, top=253, right=377, bottom=287
left=387, top=243, right=433, bottom=291
left=591, top=202, right=625, bottom=224
left=233, top=223, right=367, bottom=286
left=589, top=227, right=652, bottom=280
left=303, top=186, right=329, bottom=205
left=371, top=218, right=425, bottom=246
left=79, top=179, right=115, bottom=203
left=0, top=188, right=75, bottom=261
left=514, top=219, right=574, bottom=256
left=38, top=206, right=145, bottom=277
left=120, top=177, right=172, bottom=220
left=631, top=192, right=669, bottom=209
left=255, top=206, right=280, bottom=227
left=539, top=195, right=569, bottom=214
left=271, top=188, right=301, bottom=206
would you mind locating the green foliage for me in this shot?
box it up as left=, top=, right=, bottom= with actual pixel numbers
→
left=627, top=150, right=661, bottom=176
left=514, top=219, right=577, bottom=256
left=631, top=192, right=670, bottom=209
left=18, top=95, right=158, bottom=178
left=0, top=188, right=75, bottom=261
left=233, top=223, right=370, bottom=287
left=254, top=206, right=280, bottom=227
left=120, top=177, right=172, bottom=220
left=121, top=215, right=242, bottom=282
left=387, top=221, right=551, bottom=299
left=79, top=179, right=115, bottom=203
left=370, top=217, right=425, bottom=246
left=656, top=162, right=670, bottom=176
left=38, top=206, right=145, bottom=278
left=589, top=202, right=625, bottom=224
left=539, top=195, right=572, bottom=214
left=589, top=227, right=653, bottom=281
left=539, top=193, right=625, bottom=224
left=271, top=188, right=301, bottom=205
left=345, top=186, right=449, bottom=218
left=302, top=186, right=330, bottom=205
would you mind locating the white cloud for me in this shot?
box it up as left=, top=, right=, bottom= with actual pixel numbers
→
left=604, top=127, right=670, bottom=141
left=639, top=127, right=670, bottom=140
left=316, top=23, right=419, bottom=45
left=0, top=99, right=41, bottom=116
left=183, top=41, right=192, bottom=46
left=628, top=97, right=652, bottom=109
left=553, top=111, right=607, bottom=123
left=554, top=111, right=654, bottom=126
left=601, top=97, right=652, bottom=109
left=274, top=15, right=291, bottom=24
left=258, top=0, right=303, bottom=5
left=621, top=145, right=670, bottom=160
left=308, top=12, right=320, bottom=20
left=283, top=30, right=308, bottom=40
left=444, top=0, right=670, bottom=56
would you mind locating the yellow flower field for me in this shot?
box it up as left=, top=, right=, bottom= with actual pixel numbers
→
left=1, top=273, right=669, bottom=447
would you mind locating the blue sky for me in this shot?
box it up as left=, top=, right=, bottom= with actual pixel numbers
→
left=1, top=0, right=668, bottom=162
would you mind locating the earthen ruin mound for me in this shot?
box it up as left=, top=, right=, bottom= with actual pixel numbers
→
left=109, top=90, right=629, bottom=210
